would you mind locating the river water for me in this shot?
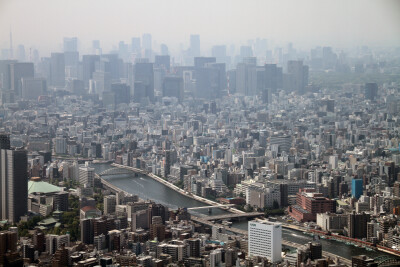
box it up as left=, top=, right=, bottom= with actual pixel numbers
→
left=94, top=163, right=393, bottom=260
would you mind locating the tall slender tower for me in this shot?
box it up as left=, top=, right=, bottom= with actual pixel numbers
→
left=9, top=28, right=13, bottom=59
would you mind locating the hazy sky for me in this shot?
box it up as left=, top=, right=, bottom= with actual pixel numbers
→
left=0, top=0, right=399, bottom=54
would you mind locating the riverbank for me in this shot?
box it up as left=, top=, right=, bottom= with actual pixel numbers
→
left=111, top=163, right=245, bottom=214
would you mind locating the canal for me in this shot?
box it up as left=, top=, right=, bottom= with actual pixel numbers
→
left=93, top=163, right=393, bottom=260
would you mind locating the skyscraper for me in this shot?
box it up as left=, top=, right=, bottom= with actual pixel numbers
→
left=142, top=33, right=152, bottom=59
left=287, top=60, right=308, bottom=94
left=9, top=62, right=34, bottom=96
left=82, top=55, right=100, bottom=87
left=365, top=83, right=378, bottom=101
left=63, top=37, right=78, bottom=52
left=190, top=35, right=200, bottom=57
left=134, top=63, right=154, bottom=102
left=248, top=220, right=282, bottom=263
left=131, top=37, right=141, bottom=55
left=162, top=76, right=184, bottom=102
left=0, top=135, right=28, bottom=223
left=50, top=53, right=65, bottom=87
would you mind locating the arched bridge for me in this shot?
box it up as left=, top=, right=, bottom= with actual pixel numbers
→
left=98, top=167, right=133, bottom=177
left=374, top=256, right=400, bottom=266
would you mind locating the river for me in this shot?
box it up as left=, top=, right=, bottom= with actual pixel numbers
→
left=93, top=163, right=394, bottom=260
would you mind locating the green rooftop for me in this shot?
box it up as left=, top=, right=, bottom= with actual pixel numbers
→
left=28, top=180, right=61, bottom=194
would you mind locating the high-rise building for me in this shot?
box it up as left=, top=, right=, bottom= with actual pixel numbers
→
left=162, top=76, right=183, bottom=102
left=63, top=37, right=78, bottom=52
left=236, top=62, right=257, bottom=96
left=155, top=55, right=170, bottom=72
left=131, top=37, right=141, bottom=55
left=352, top=179, right=363, bottom=199
left=142, top=33, right=152, bottom=59
left=82, top=55, right=100, bottom=87
left=104, top=195, right=117, bottom=215
left=79, top=166, right=95, bottom=187
left=21, top=77, right=47, bottom=100
left=111, top=83, right=130, bottom=105
left=0, top=142, right=28, bottom=223
left=347, top=211, right=370, bottom=239
left=9, top=62, right=34, bottom=96
left=0, top=60, right=17, bottom=90
left=287, top=60, right=308, bottom=94
left=288, top=188, right=336, bottom=222
left=50, top=53, right=65, bottom=87
left=248, top=220, right=282, bottom=263
left=134, top=63, right=154, bottom=102
left=160, top=44, right=169, bottom=56
left=365, top=83, right=378, bottom=101
left=190, top=35, right=200, bottom=57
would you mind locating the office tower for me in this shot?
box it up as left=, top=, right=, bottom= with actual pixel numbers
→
left=83, top=55, right=100, bottom=87
left=0, top=146, right=28, bottom=223
left=63, top=37, right=78, bottom=52
left=55, top=137, right=67, bottom=154
left=287, top=60, right=308, bottom=94
left=21, top=77, right=47, bottom=100
left=190, top=34, right=200, bottom=57
left=195, top=66, right=221, bottom=99
left=99, top=54, right=120, bottom=80
left=347, top=211, right=370, bottom=239
left=352, top=179, right=363, bottom=199
left=134, top=63, right=154, bottom=102
left=240, top=46, right=253, bottom=58
left=92, top=40, right=101, bottom=55
left=50, top=53, right=65, bottom=87
left=142, top=33, right=152, bottom=59
left=79, top=165, right=95, bottom=187
left=81, top=218, right=93, bottom=244
left=236, top=62, right=257, bottom=96
left=0, top=60, right=17, bottom=90
left=365, top=83, right=378, bottom=101
left=70, top=79, right=85, bottom=95
left=16, top=45, right=25, bottom=62
left=54, top=191, right=69, bottom=211
left=162, top=76, right=183, bottom=102
left=92, top=71, right=111, bottom=95
left=187, top=238, right=201, bottom=257
left=111, top=83, right=130, bottom=105
left=264, top=64, right=278, bottom=94
left=155, top=55, right=170, bottom=72
left=64, top=51, right=79, bottom=67
left=160, top=44, right=169, bottom=56
left=9, top=62, right=34, bottom=96
left=131, top=37, right=141, bottom=55
left=104, top=195, right=117, bottom=215
left=248, top=220, right=282, bottom=263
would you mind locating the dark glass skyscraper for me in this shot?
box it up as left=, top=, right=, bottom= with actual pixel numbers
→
left=0, top=134, right=27, bottom=223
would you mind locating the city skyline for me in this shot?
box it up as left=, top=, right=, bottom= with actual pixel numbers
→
left=1, top=0, right=400, bottom=56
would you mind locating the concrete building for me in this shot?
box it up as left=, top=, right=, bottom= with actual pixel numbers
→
left=248, top=220, right=282, bottom=263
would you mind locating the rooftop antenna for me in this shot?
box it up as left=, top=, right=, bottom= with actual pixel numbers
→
left=9, top=26, right=13, bottom=59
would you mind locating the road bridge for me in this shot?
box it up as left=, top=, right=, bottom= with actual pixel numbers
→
left=204, top=212, right=264, bottom=221
left=98, top=167, right=134, bottom=177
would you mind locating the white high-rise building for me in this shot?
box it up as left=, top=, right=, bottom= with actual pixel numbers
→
left=248, top=220, right=282, bottom=263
